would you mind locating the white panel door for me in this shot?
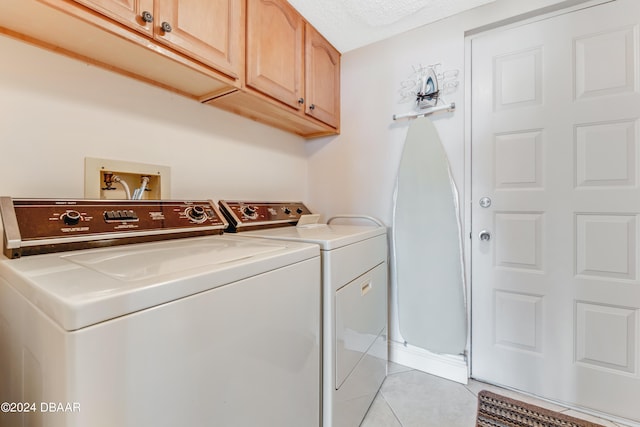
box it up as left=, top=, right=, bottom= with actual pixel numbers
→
left=471, top=0, right=640, bottom=421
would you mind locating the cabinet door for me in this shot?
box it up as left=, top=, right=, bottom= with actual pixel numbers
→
left=305, top=24, right=340, bottom=128
left=246, top=0, right=303, bottom=110
left=74, top=0, right=154, bottom=36
left=155, top=0, right=243, bottom=79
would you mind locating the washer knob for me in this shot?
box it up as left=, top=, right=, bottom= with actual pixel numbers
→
left=62, top=210, right=82, bottom=226
left=283, top=207, right=291, bottom=215
left=187, top=205, right=207, bottom=222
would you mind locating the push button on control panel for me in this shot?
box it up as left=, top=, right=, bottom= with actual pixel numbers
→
left=104, top=210, right=139, bottom=222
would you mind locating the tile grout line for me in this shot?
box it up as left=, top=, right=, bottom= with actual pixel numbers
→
left=377, top=389, right=405, bottom=427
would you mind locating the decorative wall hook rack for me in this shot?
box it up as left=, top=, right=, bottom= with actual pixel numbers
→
left=393, top=63, right=458, bottom=121
left=393, top=102, right=455, bottom=120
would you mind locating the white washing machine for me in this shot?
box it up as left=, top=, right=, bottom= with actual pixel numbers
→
left=0, top=198, right=321, bottom=427
left=218, top=201, right=388, bottom=427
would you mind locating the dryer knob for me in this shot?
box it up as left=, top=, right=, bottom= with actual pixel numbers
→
left=242, top=206, right=258, bottom=219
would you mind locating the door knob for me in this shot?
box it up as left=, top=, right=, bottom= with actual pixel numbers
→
left=479, top=230, right=491, bottom=241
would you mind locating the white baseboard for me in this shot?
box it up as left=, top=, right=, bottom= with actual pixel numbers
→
left=389, top=340, right=469, bottom=384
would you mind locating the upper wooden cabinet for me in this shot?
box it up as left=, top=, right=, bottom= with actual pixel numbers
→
left=220, top=0, right=340, bottom=135
left=1, top=0, right=338, bottom=138
left=72, top=0, right=155, bottom=36
left=305, top=23, right=340, bottom=128
left=156, top=1, right=243, bottom=79
left=74, top=0, right=243, bottom=79
left=246, top=0, right=304, bottom=110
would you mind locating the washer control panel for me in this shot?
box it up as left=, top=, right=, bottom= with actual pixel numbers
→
left=218, top=201, right=312, bottom=232
left=0, top=198, right=228, bottom=258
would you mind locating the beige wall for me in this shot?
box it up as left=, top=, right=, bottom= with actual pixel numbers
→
left=0, top=35, right=308, bottom=202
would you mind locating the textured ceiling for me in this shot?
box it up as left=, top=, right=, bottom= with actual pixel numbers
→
left=287, top=0, right=496, bottom=52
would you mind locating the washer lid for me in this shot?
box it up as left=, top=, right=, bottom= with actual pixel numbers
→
left=0, top=235, right=318, bottom=331
left=65, top=237, right=284, bottom=281
left=241, top=224, right=386, bottom=250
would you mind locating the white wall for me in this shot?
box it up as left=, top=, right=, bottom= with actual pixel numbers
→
left=306, top=0, right=590, bottom=222
left=305, top=0, right=592, bottom=351
left=0, top=35, right=308, bottom=202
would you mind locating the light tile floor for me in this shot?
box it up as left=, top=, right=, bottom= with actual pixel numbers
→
left=361, top=363, right=634, bottom=427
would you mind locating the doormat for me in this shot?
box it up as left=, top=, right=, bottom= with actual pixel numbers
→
left=476, top=390, right=605, bottom=427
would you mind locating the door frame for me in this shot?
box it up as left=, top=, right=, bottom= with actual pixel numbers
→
left=463, top=0, right=614, bottom=379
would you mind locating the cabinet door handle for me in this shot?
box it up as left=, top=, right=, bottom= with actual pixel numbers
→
left=309, top=104, right=315, bottom=110
left=141, top=11, right=153, bottom=23
left=161, top=22, right=172, bottom=33
left=298, top=98, right=304, bottom=105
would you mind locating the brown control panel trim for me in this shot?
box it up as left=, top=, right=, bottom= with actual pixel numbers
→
left=218, top=200, right=312, bottom=232
left=1, top=198, right=229, bottom=258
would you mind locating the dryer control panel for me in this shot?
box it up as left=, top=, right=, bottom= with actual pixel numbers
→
left=0, top=198, right=228, bottom=258
left=219, top=201, right=312, bottom=232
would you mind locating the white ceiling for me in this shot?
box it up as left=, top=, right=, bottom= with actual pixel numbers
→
left=287, top=0, right=496, bottom=52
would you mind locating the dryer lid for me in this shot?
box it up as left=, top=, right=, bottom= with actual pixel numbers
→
left=241, top=224, right=386, bottom=250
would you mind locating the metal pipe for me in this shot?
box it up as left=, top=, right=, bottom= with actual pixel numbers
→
left=112, top=175, right=132, bottom=200
left=132, top=176, right=150, bottom=200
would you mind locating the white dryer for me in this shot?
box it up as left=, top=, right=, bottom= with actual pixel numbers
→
left=219, top=201, right=388, bottom=427
left=0, top=198, right=321, bottom=427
